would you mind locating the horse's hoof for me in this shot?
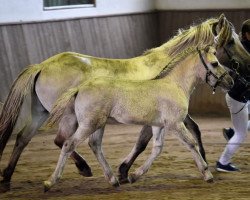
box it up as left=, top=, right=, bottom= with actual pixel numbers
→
left=0, top=181, right=10, bottom=193
left=204, top=170, right=214, bottom=183
left=110, top=176, right=120, bottom=188
left=128, top=173, right=138, bottom=184
left=43, top=180, right=53, bottom=192
left=118, top=176, right=130, bottom=185
left=78, top=169, right=93, bottom=177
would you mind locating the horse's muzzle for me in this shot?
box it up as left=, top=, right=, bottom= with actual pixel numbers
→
left=220, top=74, right=234, bottom=91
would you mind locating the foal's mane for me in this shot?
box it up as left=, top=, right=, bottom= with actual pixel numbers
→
left=154, top=46, right=198, bottom=79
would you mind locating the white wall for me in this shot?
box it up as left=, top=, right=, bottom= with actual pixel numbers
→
left=0, top=0, right=154, bottom=24
left=1, top=0, right=250, bottom=24
left=156, top=0, right=250, bottom=10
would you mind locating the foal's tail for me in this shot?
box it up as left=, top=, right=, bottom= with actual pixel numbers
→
left=0, top=64, right=42, bottom=159
left=45, top=87, right=79, bottom=128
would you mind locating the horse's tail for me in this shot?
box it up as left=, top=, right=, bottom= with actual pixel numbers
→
left=0, top=64, right=42, bottom=157
left=45, top=87, right=79, bottom=128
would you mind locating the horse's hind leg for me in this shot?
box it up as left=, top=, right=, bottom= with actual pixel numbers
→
left=129, top=126, right=165, bottom=183
left=118, top=125, right=152, bottom=184
left=2, top=95, right=48, bottom=183
left=173, top=122, right=213, bottom=182
left=184, top=114, right=206, bottom=162
left=88, top=128, right=119, bottom=187
left=54, top=109, right=92, bottom=177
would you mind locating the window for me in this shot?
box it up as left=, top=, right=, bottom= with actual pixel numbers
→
left=44, top=0, right=95, bottom=10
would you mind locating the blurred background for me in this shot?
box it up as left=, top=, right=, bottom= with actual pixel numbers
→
left=0, top=0, right=250, bottom=116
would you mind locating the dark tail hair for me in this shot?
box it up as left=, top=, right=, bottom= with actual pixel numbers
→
left=0, top=64, right=42, bottom=159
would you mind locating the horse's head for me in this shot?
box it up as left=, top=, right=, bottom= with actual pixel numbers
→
left=198, top=45, right=234, bottom=93
left=212, top=14, right=250, bottom=77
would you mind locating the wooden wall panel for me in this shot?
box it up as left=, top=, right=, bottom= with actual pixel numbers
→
left=0, top=13, right=159, bottom=102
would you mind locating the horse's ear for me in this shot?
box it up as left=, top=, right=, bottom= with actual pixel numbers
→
left=217, top=13, right=226, bottom=29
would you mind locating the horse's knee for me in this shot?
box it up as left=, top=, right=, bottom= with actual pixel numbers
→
left=152, top=144, right=164, bottom=156
left=63, top=139, right=77, bottom=153
left=54, top=134, right=65, bottom=148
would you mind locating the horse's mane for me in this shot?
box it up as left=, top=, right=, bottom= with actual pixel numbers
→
left=144, top=18, right=218, bottom=57
left=145, top=16, right=232, bottom=79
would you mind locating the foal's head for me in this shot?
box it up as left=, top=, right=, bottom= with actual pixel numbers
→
left=198, top=45, right=234, bottom=93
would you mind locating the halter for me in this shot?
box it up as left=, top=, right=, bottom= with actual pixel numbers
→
left=197, top=47, right=228, bottom=94
left=223, top=47, right=241, bottom=74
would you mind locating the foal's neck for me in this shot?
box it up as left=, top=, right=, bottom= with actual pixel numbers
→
left=162, top=54, right=202, bottom=98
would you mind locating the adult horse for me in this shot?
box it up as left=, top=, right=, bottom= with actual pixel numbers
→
left=43, top=45, right=232, bottom=191
left=0, top=14, right=249, bottom=184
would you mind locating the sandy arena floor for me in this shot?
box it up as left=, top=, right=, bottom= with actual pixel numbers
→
left=1, top=117, right=250, bottom=200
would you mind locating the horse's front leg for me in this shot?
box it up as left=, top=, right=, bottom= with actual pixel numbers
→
left=54, top=112, right=92, bottom=177
left=44, top=125, right=93, bottom=192
left=184, top=114, right=207, bottom=162
left=118, top=125, right=153, bottom=184
left=128, top=126, right=165, bottom=183
left=173, top=122, right=213, bottom=182
left=89, top=128, right=119, bottom=187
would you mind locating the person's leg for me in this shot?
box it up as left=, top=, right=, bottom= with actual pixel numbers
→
left=223, top=100, right=250, bottom=141
left=217, top=94, right=248, bottom=171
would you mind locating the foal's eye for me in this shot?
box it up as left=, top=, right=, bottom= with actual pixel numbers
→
left=211, top=62, right=218, bottom=67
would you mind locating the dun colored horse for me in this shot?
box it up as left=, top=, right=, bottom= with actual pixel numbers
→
left=0, top=14, right=249, bottom=184
left=43, top=45, right=233, bottom=191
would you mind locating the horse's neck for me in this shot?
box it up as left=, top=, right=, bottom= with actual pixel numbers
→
left=132, top=48, right=170, bottom=80
left=162, top=54, right=202, bottom=98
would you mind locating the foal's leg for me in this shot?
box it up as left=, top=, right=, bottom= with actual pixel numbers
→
left=184, top=115, right=206, bottom=162
left=54, top=109, right=92, bottom=177
left=1, top=95, right=48, bottom=183
left=173, top=122, right=213, bottom=182
left=118, top=125, right=152, bottom=183
left=129, top=126, right=165, bottom=183
left=44, top=124, right=95, bottom=192
left=88, top=128, right=119, bottom=187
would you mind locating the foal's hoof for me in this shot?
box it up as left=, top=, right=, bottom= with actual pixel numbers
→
left=43, top=180, right=53, bottom=192
left=204, top=170, right=214, bottom=183
left=110, top=176, right=120, bottom=188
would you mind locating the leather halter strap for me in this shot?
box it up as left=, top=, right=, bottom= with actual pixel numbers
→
left=197, top=47, right=228, bottom=94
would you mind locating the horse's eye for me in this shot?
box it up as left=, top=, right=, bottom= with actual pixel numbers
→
left=211, top=62, right=218, bottom=67
left=227, top=39, right=234, bottom=45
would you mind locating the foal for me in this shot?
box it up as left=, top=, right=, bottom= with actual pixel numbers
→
left=43, top=45, right=233, bottom=191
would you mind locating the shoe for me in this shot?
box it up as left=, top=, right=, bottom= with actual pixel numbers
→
left=216, top=161, right=240, bottom=172
left=223, top=128, right=235, bottom=141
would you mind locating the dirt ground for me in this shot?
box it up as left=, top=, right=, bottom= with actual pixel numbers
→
left=1, top=117, right=250, bottom=200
